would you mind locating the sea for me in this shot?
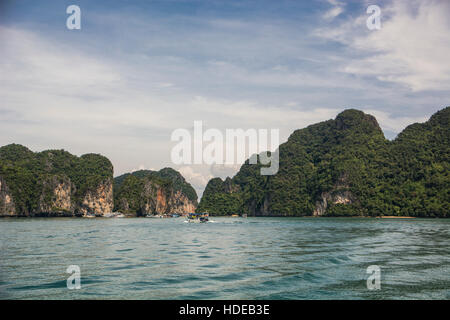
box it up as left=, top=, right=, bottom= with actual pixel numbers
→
left=0, top=217, right=449, bottom=299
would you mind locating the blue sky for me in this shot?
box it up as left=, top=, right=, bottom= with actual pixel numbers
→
left=1, top=0, right=449, bottom=197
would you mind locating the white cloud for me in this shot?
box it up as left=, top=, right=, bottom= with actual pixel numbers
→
left=323, top=0, right=345, bottom=21
left=315, top=0, right=450, bottom=91
left=186, top=97, right=346, bottom=147
left=209, top=164, right=242, bottom=180
left=178, top=166, right=214, bottom=197
left=1, top=3, right=449, bottom=197
left=0, top=27, right=121, bottom=95
left=363, top=109, right=428, bottom=133
left=323, top=6, right=344, bottom=20
left=131, top=165, right=156, bottom=173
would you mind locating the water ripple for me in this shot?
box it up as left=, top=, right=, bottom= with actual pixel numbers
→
left=0, top=217, right=449, bottom=299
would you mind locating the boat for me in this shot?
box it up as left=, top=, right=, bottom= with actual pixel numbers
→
left=186, top=212, right=209, bottom=223
left=84, top=213, right=96, bottom=218
left=172, top=214, right=180, bottom=218
left=231, top=214, right=239, bottom=217
left=104, top=212, right=125, bottom=218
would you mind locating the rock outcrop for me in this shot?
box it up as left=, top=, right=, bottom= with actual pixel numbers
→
left=78, top=179, right=114, bottom=216
left=167, top=190, right=197, bottom=214
left=38, top=175, right=74, bottom=215
left=140, top=184, right=196, bottom=215
left=0, top=176, right=16, bottom=216
left=198, top=107, right=450, bottom=217
left=313, top=175, right=355, bottom=216
left=0, top=144, right=114, bottom=217
left=313, top=189, right=354, bottom=216
left=114, top=168, right=198, bottom=216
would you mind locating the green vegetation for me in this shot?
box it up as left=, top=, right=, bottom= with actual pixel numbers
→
left=198, top=107, right=449, bottom=217
left=114, top=168, right=197, bottom=202
left=114, top=174, right=148, bottom=214
left=113, top=168, right=198, bottom=214
left=197, top=178, right=243, bottom=215
left=0, top=144, right=113, bottom=215
left=156, top=168, right=198, bottom=202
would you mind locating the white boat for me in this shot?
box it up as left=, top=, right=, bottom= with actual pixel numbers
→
left=103, top=212, right=125, bottom=218
left=186, top=213, right=209, bottom=223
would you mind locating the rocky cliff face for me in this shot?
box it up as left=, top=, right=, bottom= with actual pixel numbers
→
left=36, top=177, right=113, bottom=216
left=78, top=179, right=113, bottom=216
left=167, top=190, right=197, bottom=214
left=140, top=185, right=196, bottom=215
left=0, top=144, right=114, bottom=217
left=114, top=169, right=198, bottom=216
left=198, top=107, right=450, bottom=217
left=313, top=175, right=355, bottom=216
left=198, top=109, right=383, bottom=216
left=37, top=176, right=74, bottom=215
left=313, top=189, right=354, bottom=216
left=0, top=176, right=16, bottom=216
left=246, top=194, right=271, bottom=216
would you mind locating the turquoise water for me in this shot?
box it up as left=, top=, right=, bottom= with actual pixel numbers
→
left=0, top=217, right=449, bottom=299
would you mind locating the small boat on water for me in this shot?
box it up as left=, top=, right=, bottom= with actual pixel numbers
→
left=186, top=212, right=209, bottom=223
left=231, top=213, right=247, bottom=218
left=104, top=212, right=125, bottom=218
left=84, top=213, right=96, bottom=218
left=146, top=213, right=181, bottom=218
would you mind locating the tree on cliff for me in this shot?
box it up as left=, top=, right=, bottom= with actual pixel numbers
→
left=0, top=144, right=113, bottom=215
left=198, top=107, right=450, bottom=217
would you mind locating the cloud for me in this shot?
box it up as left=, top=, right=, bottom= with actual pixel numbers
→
left=0, top=27, right=121, bottom=95
left=1, top=1, right=449, bottom=197
left=363, top=109, right=428, bottom=134
left=185, top=96, right=349, bottom=148
left=209, top=164, right=242, bottom=180
left=323, top=0, right=345, bottom=20
left=178, top=166, right=214, bottom=197
left=131, top=165, right=156, bottom=173
left=315, top=0, right=450, bottom=91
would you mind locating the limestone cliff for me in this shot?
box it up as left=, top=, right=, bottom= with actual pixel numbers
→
left=200, top=108, right=448, bottom=217
left=0, top=144, right=114, bottom=217
left=140, top=183, right=196, bottom=215
left=38, top=175, right=74, bottom=216
left=78, top=179, right=114, bottom=216
left=312, top=175, right=355, bottom=216
left=313, top=189, right=354, bottom=216
left=167, top=190, right=197, bottom=214
left=36, top=177, right=113, bottom=217
left=0, top=176, right=16, bottom=216
left=114, top=168, right=198, bottom=216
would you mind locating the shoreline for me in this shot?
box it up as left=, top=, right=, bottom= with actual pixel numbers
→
left=0, top=215, right=442, bottom=219
left=376, top=216, right=416, bottom=219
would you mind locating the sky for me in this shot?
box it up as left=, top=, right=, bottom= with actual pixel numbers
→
left=1, top=0, right=449, bottom=198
